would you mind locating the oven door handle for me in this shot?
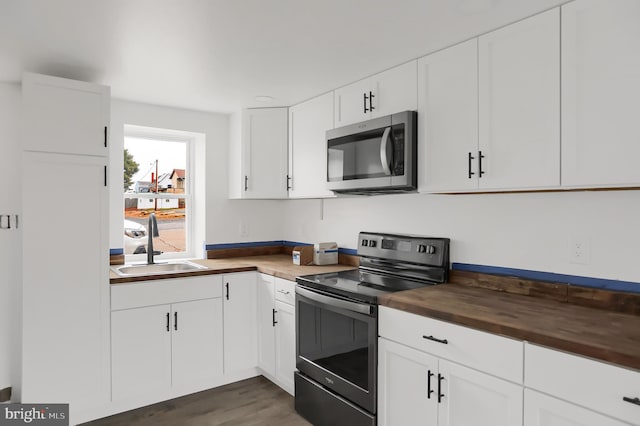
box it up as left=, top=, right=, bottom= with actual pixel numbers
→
left=296, top=286, right=373, bottom=316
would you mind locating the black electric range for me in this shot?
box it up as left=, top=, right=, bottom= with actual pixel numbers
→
left=294, top=232, right=450, bottom=426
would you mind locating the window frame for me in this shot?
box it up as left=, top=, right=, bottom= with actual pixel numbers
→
left=123, top=125, right=196, bottom=262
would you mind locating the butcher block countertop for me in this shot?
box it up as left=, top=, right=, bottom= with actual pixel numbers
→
left=109, top=254, right=356, bottom=284
left=379, top=283, right=640, bottom=371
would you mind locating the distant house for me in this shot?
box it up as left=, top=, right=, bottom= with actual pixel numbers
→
left=169, top=169, right=185, bottom=193
left=133, top=172, right=180, bottom=209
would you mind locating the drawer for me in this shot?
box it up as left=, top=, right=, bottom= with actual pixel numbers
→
left=111, top=274, right=223, bottom=310
left=525, top=343, right=640, bottom=425
left=275, top=277, right=295, bottom=305
left=379, top=306, right=524, bottom=383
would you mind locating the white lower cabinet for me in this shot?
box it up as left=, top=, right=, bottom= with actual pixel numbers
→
left=111, top=275, right=224, bottom=403
left=222, top=272, right=258, bottom=374
left=378, top=338, right=522, bottom=426
left=524, top=389, right=629, bottom=426
left=257, top=273, right=296, bottom=395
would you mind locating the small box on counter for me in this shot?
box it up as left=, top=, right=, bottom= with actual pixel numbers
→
left=313, top=242, right=338, bottom=265
left=292, top=246, right=314, bottom=266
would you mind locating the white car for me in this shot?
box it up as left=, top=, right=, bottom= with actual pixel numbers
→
left=124, top=219, right=147, bottom=254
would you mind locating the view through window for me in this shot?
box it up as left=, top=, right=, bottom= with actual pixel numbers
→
left=123, top=136, right=189, bottom=257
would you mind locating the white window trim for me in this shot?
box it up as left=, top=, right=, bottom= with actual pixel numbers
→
left=123, top=124, right=200, bottom=263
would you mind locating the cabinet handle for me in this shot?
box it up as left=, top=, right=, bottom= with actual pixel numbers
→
left=423, top=335, right=448, bottom=345
left=277, top=289, right=291, bottom=295
left=363, top=92, right=368, bottom=113
left=272, top=308, right=278, bottom=327
left=286, top=174, right=292, bottom=191
left=427, top=370, right=434, bottom=399
left=244, top=175, right=248, bottom=191
left=369, top=91, right=375, bottom=112
left=225, top=282, right=229, bottom=300
left=104, top=166, right=107, bottom=187
left=104, top=126, right=108, bottom=148
left=437, top=374, right=444, bottom=403
left=623, top=396, right=640, bottom=406
left=478, top=151, right=485, bottom=177
left=468, top=152, right=475, bottom=179
left=174, top=312, right=178, bottom=331
left=166, top=312, right=170, bottom=332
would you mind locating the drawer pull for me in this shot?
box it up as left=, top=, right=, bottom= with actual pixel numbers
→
left=277, top=289, right=291, bottom=295
left=623, top=396, right=640, bottom=406
left=427, top=370, right=434, bottom=399
left=423, top=335, right=448, bottom=345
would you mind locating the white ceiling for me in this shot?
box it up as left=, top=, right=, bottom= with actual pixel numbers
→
left=0, top=0, right=567, bottom=113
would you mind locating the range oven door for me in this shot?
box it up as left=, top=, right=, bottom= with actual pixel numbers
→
left=295, top=283, right=377, bottom=414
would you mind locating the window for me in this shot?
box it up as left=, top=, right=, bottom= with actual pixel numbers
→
left=123, top=125, right=203, bottom=261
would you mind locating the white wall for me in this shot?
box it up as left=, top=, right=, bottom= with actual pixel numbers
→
left=109, top=100, right=284, bottom=252
left=0, top=82, right=22, bottom=394
left=282, top=190, right=640, bottom=286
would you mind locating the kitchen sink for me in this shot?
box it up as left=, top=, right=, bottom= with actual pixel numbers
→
left=111, top=261, right=208, bottom=277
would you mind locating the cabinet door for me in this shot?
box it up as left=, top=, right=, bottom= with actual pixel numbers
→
left=111, top=305, right=172, bottom=400
left=378, top=338, right=438, bottom=426
left=372, top=61, right=418, bottom=118
left=22, top=72, right=109, bottom=156
left=418, top=40, right=478, bottom=192
left=257, top=273, right=276, bottom=376
left=288, top=92, right=335, bottom=198
left=223, top=272, right=257, bottom=373
left=478, top=9, right=560, bottom=190
left=438, top=359, right=523, bottom=426
left=242, top=108, right=288, bottom=199
left=334, top=78, right=371, bottom=127
left=524, top=389, right=629, bottom=426
left=171, top=298, right=223, bottom=388
left=22, top=152, right=109, bottom=411
left=561, top=0, right=640, bottom=187
left=274, top=300, right=296, bottom=395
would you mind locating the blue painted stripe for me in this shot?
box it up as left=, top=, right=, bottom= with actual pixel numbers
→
left=110, top=248, right=124, bottom=256
left=317, top=249, right=339, bottom=253
left=339, top=247, right=358, bottom=256
left=452, top=263, right=640, bottom=294
left=283, top=240, right=313, bottom=247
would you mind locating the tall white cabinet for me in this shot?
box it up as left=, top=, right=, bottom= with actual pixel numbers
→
left=222, top=272, right=258, bottom=374
left=561, top=0, right=640, bottom=187
left=21, top=73, right=110, bottom=424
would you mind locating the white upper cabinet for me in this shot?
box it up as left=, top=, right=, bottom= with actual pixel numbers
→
left=288, top=92, right=335, bottom=198
left=22, top=72, right=109, bottom=156
left=334, top=61, right=417, bottom=128
left=418, top=39, right=478, bottom=192
left=478, top=8, right=560, bottom=190
left=561, top=0, right=640, bottom=187
left=229, top=108, right=288, bottom=199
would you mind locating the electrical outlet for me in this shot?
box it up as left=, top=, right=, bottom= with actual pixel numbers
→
left=239, top=222, right=249, bottom=237
left=568, top=236, right=590, bottom=264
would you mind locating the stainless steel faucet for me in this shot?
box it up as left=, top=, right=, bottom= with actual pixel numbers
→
left=147, top=213, right=160, bottom=264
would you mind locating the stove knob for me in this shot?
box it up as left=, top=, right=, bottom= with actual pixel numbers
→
left=417, top=244, right=427, bottom=253
left=361, top=239, right=368, bottom=247
left=369, top=240, right=377, bottom=248
left=427, top=245, right=436, bottom=254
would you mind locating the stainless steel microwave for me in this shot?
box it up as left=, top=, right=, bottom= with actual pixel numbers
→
left=326, top=111, right=417, bottom=194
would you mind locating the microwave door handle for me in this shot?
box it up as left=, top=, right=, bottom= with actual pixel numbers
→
left=295, top=286, right=373, bottom=316
left=380, top=126, right=392, bottom=176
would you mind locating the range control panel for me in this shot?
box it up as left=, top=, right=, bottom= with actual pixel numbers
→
left=358, top=232, right=449, bottom=268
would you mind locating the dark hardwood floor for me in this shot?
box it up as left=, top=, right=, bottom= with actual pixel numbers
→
left=84, top=376, right=311, bottom=426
